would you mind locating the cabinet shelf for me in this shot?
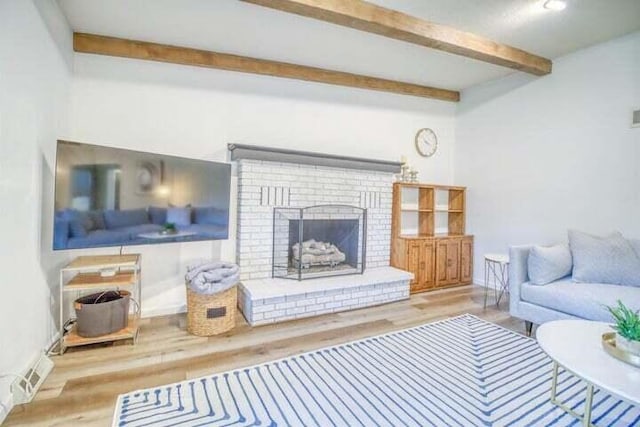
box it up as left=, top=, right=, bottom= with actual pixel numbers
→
left=435, top=209, right=463, bottom=213
left=63, top=315, right=139, bottom=348
left=65, top=272, right=136, bottom=291
left=65, top=254, right=139, bottom=271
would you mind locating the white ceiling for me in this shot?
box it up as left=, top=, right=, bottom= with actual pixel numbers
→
left=57, top=0, right=640, bottom=92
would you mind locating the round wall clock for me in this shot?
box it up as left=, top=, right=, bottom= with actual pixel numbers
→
left=414, top=128, right=438, bottom=157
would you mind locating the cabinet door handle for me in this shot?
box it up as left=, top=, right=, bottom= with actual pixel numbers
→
left=420, top=262, right=425, bottom=270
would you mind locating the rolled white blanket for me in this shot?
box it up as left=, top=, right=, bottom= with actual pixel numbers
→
left=186, top=261, right=238, bottom=282
left=186, top=261, right=239, bottom=295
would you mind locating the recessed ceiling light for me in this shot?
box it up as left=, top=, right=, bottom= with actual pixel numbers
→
left=544, top=0, right=567, bottom=11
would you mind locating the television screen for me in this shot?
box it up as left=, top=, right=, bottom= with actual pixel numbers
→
left=53, top=140, right=231, bottom=250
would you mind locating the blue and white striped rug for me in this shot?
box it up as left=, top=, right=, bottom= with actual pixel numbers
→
left=114, top=314, right=639, bottom=426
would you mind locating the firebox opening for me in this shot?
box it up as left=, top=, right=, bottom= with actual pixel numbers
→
left=273, top=205, right=366, bottom=280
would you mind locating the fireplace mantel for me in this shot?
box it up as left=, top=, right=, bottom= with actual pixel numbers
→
left=228, top=143, right=402, bottom=173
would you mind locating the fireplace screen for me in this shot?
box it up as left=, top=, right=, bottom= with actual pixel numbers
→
left=273, top=205, right=367, bottom=280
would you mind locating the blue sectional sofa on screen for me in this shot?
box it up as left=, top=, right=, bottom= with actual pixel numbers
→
left=53, top=206, right=228, bottom=249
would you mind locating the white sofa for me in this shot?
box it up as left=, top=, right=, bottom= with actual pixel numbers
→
left=509, top=241, right=640, bottom=331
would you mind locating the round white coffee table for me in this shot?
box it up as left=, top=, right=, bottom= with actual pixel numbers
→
left=537, top=320, right=640, bottom=427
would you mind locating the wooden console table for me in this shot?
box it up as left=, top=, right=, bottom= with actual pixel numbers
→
left=58, top=254, right=141, bottom=354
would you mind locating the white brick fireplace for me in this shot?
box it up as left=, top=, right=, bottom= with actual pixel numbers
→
left=236, top=160, right=392, bottom=280
left=229, top=144, right=412, bottom=325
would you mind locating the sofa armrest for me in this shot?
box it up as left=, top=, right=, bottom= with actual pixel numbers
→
left=509, top=245, right=532, bottom=317
left=53, top=218, right=70, bottom=250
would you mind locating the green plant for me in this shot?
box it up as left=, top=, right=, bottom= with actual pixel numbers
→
left=607, top=300, right=640, bottom=342
left=163, top=222, right=176, bottom=231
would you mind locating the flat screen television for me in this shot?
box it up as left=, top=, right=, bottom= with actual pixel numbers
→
left=53, top=140, right=231, bottom=250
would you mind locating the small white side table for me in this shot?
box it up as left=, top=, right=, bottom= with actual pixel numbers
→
left=483, top=253, right=509, bottom=308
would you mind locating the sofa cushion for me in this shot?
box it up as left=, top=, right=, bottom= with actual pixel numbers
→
left=148, top=206, right=167, bottom=225
left=569, top=230, right=640, bottom=287
left=521, top=278, right=640, bottom=322
left=192, top=206, right=228, bottom=226
left=62, top=209, right=105, bottom=237
left=68, top=220, right=88, bottom=238
left=53, top=218, right=70, bottom=249
left=88, top=211, right=106, bottom=230
left=104, top=209, right=150, bottom=229
left=66, top=229, right=131, bottom=249
left=166, top=207, right=191, bottom=226
left=62, top=209, right=88, bottom=229
left=528, top=244, right=572, bottom=285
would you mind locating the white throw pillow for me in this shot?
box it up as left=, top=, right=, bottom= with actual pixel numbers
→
left=166, top=207, right=191, bottom=226
left=528, top=244, right=572, bottom=285
left=569, top=230, right=640, bottom=287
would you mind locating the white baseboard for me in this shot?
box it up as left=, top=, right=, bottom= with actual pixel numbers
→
left=0, top=392, right=14, bottom=425
left=141, top=304, right=186, bottom=318
left=474, top=277, right=487, bottom=287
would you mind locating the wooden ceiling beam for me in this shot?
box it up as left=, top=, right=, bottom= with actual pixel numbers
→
left=241, top=0, right=552, bottom=76
left=73, top=33, right=460, bottom=102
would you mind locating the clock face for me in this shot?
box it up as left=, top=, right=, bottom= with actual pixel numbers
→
left=415, top=128, right=438, bottom=157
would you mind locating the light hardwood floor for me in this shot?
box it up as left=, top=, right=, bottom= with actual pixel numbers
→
left=5, top=285, right=522, bottom=426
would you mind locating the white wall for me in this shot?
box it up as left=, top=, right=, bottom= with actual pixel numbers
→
left=0, top=0, right=71, bottom=419
left=67, top=54, right=457, bottom=316
left=456, top=32, right=640, bottom=284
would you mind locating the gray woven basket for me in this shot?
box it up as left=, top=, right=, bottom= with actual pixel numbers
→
left=74, top=290, right=130, bottom=337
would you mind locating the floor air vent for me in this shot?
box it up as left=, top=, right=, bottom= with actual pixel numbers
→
left=11, top=353, right=54, bottom=404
